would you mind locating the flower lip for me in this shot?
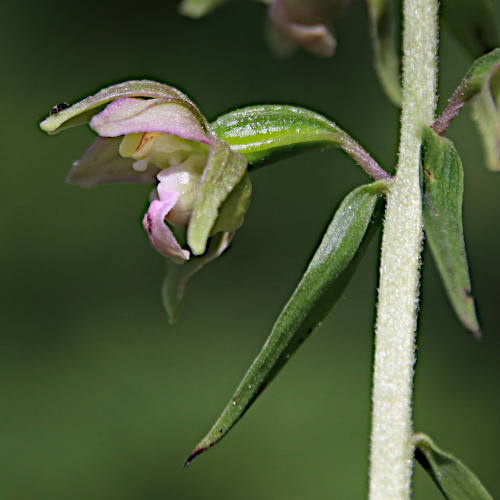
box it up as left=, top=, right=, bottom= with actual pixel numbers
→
left=143, top=192, right=191, bottom=264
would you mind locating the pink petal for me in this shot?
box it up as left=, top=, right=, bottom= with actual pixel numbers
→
left=39, top=80, right=203, bottom=135
left=90, top=97, right=209, bottom=144
left=142, top=194, right=190, bottom=264
left=66, top=137, right=160, bottom=187
left=270, top=0, right=337, bottom=57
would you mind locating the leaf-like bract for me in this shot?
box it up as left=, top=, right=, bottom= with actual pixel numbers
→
left=422, top=126, right=480, bottom=337
left=185, top=180, right=387, bottom=465
left=414, top=433, right=493, bottom=499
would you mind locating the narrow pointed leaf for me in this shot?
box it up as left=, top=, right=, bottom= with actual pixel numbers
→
left=185, top=181, right=387, bottom=465
left=211, top=104, right=391, bottom=181
left=442, top=0, right=499, bottom=59
left=365, top=0, right=402, bottom=106
left=187, top=136, right=248, bottom=255
left=432, top=48, right=500, bottom=137
left=414, top=433, right=493, bottom=499
left=178, top=0, right=231, bottom=18
left=422, top=126, right=480, bottom=337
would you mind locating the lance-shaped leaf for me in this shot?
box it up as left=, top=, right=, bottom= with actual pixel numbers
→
left=184, top=180, right=388, bottom=466
left=178, top=0, right=231, bottom=18
left=432, top=48, right=500, bottom=139
left=187, top=137, right=248, bottom=255
left=39, top=80, right=208, bottom=135
left=365, top=0, right=402, bottom=107
left=442, top=0, right=499, bottom=60
left=422, top=126, right=480, bottom=337
left=211, top=104, right=392, bottom=181
left=414, top=433, right=493, bottom=500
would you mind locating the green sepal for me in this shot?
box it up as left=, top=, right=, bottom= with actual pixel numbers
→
left=211, top=104, right=358, bottom=167
left=211, top=173, right=252, bottom=235
left=178, top=0, right=231, bottom=18
left=365, top=0, right=402, bottom=106
left=163, top=231, right=234, bottom=323
left=422, top=126, right=480, bottom=337
left=414, top=433, right=493, bottom=499
left=184, top=180, right=388, bottom=466
left=39, top=80, right=207, bottom=135
left=187, top=136, right=248, bottom=255
left=442, top=0, right=499, bottom=59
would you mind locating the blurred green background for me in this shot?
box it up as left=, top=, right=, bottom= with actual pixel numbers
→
left=1, top=0, right=499, bottom=498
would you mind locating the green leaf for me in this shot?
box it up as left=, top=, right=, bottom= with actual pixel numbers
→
left=187, top=136, right=248, bottom=255
left=184, top=180, right=388, bottom=465
left=442, top=0, right=499, bottom=59
left=163, top=231, right=234, bottom=323
left=365, top=0, right=402, bottom=107
left=211, top=104, right=392, bottom=181
left=39, top=80, right=207, bottom=135
left=432, top=48, right=500, bottom=137
left=422, top=126, right=480, bottom=337
left=178, top=0, right=231, bottom=18
left=414, top=433, right=493, bottom=499
left=472, top=60, right=500, bottom=171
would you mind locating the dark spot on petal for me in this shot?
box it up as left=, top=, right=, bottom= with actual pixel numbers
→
left=219, top=429, right=224, bottom=434
left=307, top=327, right=313, bottom=334
left=463, top=287, right=472, bottom=298
left=50, top=102, right=69, bottom=115
left=144, top=215, right=153, bottom=235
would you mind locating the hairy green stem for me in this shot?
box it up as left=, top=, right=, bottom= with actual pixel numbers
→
left=368, top=0, right=438, bottom=498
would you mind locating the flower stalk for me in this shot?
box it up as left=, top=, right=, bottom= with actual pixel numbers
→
left=368, top=0, right=438, bottom=498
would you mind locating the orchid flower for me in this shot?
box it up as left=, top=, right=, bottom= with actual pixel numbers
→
left=265, top=0, right=352, bottom=57
left=40, top=80, right=251, bottom=321
left=179, top=0, right=352, bottom=57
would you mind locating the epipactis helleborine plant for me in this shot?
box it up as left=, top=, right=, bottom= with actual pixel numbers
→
left=40, top=80, right=251, bottom=321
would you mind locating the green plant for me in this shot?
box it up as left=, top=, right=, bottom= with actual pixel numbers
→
left=38, top=0, right=500, bottom=497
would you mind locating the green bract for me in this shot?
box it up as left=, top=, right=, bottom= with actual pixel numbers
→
left=414, top=433, right=493, bottom=499
left=422, top=127, right=480, bottom=337
left=185, top=180, right=388, bottom=465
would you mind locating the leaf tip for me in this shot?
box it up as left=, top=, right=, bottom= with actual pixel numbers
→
left=470, top=327, right=482, bottom=342
left=184, top=445, right=208, bottom=467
